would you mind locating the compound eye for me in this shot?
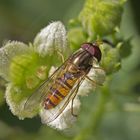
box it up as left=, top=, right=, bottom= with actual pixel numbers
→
left=81, top=43, right=91, bottom=50
left=93, top=46, right=102, bottom=62
left=81, top=42, right=102, bottom=62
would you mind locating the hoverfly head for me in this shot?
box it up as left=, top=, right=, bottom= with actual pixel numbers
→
left=81, top=42, right=102, bottom=62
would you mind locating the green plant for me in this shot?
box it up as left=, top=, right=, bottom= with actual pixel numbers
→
left=0, top=0, right=137, bottom=139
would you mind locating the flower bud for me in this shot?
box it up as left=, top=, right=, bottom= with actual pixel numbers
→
left=100, top=43, right=121, bottom=74
left=68, top=27, right=87, bottom=51
left=5, top=84, right=39, bottom=119
left=6, top=52, right=49, bottom=119
left=0, top=41, right=29, bottom=80
left=34, top=21, right=69, bottom=56
left=79, top=0, right=123, bottom=38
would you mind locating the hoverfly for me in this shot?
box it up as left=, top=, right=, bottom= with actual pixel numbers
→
left=24, top=42, right=103, bottom=123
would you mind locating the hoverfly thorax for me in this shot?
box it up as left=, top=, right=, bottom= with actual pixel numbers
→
left=69, top=42, right=102, bottom=72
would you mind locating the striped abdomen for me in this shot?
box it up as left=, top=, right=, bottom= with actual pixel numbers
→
left=43, top=72, right=81, bottom=110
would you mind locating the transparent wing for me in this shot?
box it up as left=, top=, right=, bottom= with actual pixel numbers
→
left=40, top=75, right=86, bottom=124
left=23, top=59, right=69, bottom=112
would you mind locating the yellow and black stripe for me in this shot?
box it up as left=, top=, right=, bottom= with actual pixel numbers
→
left=44, top=72, right=79, bottom=109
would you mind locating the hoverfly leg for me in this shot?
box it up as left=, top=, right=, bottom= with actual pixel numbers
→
left=70, top=82, right=80, bottom=117
left=92, top=66, right=105, bottom=71
left=85, top=76, right=103, bottom=86
left=57, top=50, right=65, bottom=63
left=71, top=96, right=78, bottom=117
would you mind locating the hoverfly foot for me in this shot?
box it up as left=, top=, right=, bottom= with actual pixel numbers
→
left=71, top=113, right=78, bottom=118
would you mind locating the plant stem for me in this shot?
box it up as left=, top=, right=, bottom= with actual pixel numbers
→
left=73, top=85, right=109, bottom=140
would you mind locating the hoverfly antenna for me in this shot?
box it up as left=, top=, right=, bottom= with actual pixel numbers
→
left=102, top=39, right=114, bottom=47
left=81, top=42, right=102, bottom=62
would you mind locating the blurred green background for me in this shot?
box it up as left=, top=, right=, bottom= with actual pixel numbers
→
left=0, top=0, right=140, bottom=140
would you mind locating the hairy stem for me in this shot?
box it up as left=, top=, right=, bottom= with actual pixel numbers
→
left=74, top=85, right=109, bottom=140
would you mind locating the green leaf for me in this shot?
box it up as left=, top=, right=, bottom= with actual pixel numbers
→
left=119, top=38, right=132, bottom=59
